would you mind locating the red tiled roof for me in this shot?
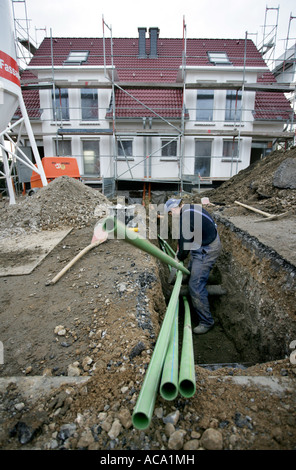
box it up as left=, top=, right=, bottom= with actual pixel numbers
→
left=106, top=88, right=184, bottom=119
left=15, top=70, right=41, bottom=119
left=28, top=37, right=266, bottom=81
left=254, top=70, right=294, bottom=121
left=20, top=36, right=292, bottom=122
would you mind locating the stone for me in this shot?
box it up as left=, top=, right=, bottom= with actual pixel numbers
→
left=58, top=423, right=76, bottom=442
left=129, top=341, right=146, bottom=360
left=54, top=325, right=66, bottom=336
left=67, top=363, right=81, bottom=377
left=168, top=430, right=186, bottom=450
left=10, top=411, right=48, bottom=445
left=164, top=422, right=175, bottom=437
left=118, top=283, right=127, bottom=293
left=273, top=158, right=296, bottom=189
left=108, top=419, right=122, bottom=439
left=118, top=408, right=132, bottom=429
left=183, top=439, right=200, bottom=450
left=15, top=402, right=25, bottom=411
left=77, top=428, right=95, bottom=449
left=200, top=428, right=223, bottom=450
left=163, top=410, right=180, bottom=426
left=82, top=356, right=93, bottom=371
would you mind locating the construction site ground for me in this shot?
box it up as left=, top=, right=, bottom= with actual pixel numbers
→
left=0, top=148, right=296, bottom=453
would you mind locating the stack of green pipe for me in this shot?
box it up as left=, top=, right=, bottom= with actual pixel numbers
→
left=101, top=222, right=196, bottom=428
left=132, top=269, right=183, bottom=429
left=159, top=235, right=196, bottom=399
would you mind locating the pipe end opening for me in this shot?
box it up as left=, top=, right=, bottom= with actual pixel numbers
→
left=179, top=379, right=196, bottom=398
left=160, top=382, right=178, bottom=401
left=132, top=412, right=150, bottom=430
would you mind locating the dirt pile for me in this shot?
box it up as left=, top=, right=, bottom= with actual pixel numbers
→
left=0, top=176, right=110, bottom=239
left=0, top=154, right=296, bottom=451
left=199, top=147, right=296, bottom=215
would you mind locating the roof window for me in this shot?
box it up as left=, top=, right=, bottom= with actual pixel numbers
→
left=64, top=51, right=89, bottom=65
left=208, top=52, right=230, bottom=65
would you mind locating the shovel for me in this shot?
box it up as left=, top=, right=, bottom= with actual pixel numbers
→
left=47, top=221, right=108, bottom=285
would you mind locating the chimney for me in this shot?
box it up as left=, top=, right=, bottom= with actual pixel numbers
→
left=149, top=27, right=159, bottom=58
left=138, top=27, right=147, bottom=58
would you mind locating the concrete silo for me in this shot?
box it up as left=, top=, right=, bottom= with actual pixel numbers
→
left=0, top=0, right=47, bottom=204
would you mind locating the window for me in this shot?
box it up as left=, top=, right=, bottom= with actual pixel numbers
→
left=64, top=51, right=89, bottom=64
left=208, top=52, right=230, bottom=64
left=54, top=139, right=72, bottom=156
left=117, top=140, right=133, bottom=159
left=161, top=140, right=177, bottom=158
left=82, top=140, right=100, bottom=175
left=225, top=90, right=242, bottom=121
left=52, top=88, right=69, bottom=121
left=195, top=140, right=212, bottom=177
left=196, top=90, right=214, bottom=121
left=81, top=89, right=98, bottom=121
left=223, top=140, right=239, bottom=160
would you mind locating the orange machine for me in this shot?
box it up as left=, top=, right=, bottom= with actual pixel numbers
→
left=30, top=157, right=80, bottom=188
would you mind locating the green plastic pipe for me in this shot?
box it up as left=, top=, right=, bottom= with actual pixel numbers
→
left=132, top=269, right=183, bottom=429
left=178, top=296, right=196, bottom=398
left=102, top=217, right=190, bottom=276
left=159, top=301, right=179, bottom=401
left=157, top=235, right=176, bottom=258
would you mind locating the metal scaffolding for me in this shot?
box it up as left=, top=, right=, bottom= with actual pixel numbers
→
left=3, top=6, right=295, bottom=200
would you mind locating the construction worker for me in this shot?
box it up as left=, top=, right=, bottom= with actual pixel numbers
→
left=164, top=198, right=221, bottom=334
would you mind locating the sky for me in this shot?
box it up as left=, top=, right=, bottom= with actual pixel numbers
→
left=19, top=0, right=296, bottom=58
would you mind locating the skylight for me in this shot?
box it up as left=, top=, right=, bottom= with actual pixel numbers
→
left=64, top=51, right=89, bottom=64
left=208, top=52, right=230, bottom=65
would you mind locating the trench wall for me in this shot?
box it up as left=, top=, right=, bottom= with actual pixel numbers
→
left=213, top=214, right=296, bottom=363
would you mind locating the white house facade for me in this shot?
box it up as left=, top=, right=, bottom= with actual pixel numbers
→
left=16, top=30, right=294, bottom=192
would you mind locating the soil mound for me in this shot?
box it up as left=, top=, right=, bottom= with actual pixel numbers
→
left=199, top=147, right=296, bottom=215
left=0, top=176, right=110, bottom=239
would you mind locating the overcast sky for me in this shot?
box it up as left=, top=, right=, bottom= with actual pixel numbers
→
left=21, top=0, right=295, bottom=58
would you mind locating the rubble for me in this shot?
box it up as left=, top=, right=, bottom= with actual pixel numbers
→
left=0, top=153, right=296, bottom=451
left=198, top=146, right=296, bottom=215
left=0, top=175, right=110, bottom=239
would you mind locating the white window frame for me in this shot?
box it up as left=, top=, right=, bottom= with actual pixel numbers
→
left=160, top=139, right=178, bottom=161
left=82, top=139, right=100, bottom=176
left=117, top=139, right=134, bottom=161
left=194, top=139, right=212, bottom=177
left=80, top=88, right=99, bottom=121
left=222, top=139, right=242, bottom=162
left=196, top=89, right=214, bottom=122
left=64, top=51, right=89, bottom=64
left=208, top=52, right=231, bottom=65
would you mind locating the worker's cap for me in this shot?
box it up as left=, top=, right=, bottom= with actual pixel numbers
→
left=164, top=198, right=182, bottom=213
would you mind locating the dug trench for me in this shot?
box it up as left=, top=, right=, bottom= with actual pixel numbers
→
left=159, top=212, right=296, bottom=369
left=0, top=190, right=296, bottom=449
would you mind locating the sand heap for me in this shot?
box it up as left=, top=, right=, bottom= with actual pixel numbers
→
left=0, top=176, right=111, bottom=239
